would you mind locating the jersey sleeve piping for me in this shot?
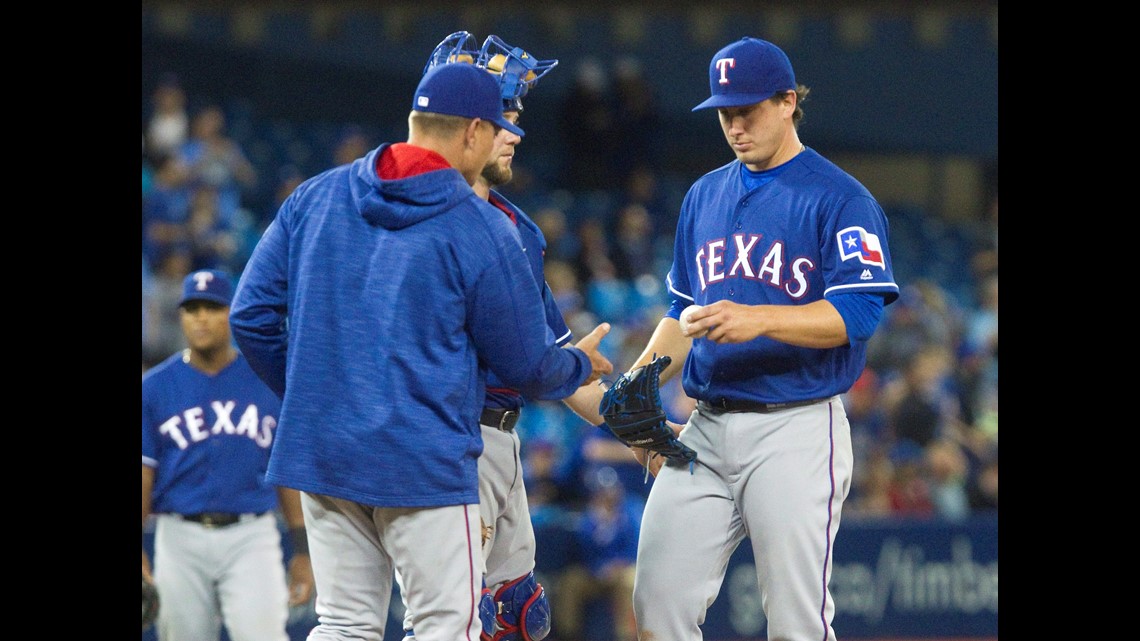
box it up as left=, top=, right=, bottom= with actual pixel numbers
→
left=824, top=282, right=900, bottom=297
left=666, top=273, right=694, bottom=303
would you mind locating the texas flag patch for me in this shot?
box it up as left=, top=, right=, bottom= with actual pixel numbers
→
left=836, top=226, right=885, bottom=268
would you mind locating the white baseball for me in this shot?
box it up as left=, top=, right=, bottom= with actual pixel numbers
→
left=680, top=304, right=706, bottom=338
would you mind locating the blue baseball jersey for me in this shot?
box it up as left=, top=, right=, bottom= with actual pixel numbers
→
left=483, top=190, right=572, bottom=411
left=141, top=350, right=282, bottom=515
left=666, top=147, right=899, bottom=403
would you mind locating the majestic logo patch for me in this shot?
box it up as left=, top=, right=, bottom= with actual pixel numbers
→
left=860, top=269, right=873, bottom=280
left=837, top=226, right=885, bottom=268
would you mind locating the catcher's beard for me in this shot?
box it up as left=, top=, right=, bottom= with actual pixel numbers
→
left=482, top=160, right=512, bottom=187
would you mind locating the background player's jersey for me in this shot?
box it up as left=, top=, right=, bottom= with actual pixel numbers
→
left=666, top=147, right=899, bottom=403
left=141, top=350, right=282, bottom=515
left=483, top=190, right=572, bottom=411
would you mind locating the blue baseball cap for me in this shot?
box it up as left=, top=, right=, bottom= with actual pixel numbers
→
left=412, top=63, right=525, bottom=137
left=692, top=37, right=796, bottom=111
left=179, top=269, right=234, bottom=307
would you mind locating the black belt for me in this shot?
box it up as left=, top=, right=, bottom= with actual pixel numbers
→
left=480, top=407, right=520, bottom=432
left=175, top=512, right=264, bottom=529
left=699, top=397, right=829, bottom=414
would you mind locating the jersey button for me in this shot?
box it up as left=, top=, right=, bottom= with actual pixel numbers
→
left=735, top=222, right=742, bottom=229
left=728, top=288, right=735, bottom=296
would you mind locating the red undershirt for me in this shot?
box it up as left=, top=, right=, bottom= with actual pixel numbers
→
left=376, top=142, right=452, bottom=179
left=377, top=143, right=519, bottom=225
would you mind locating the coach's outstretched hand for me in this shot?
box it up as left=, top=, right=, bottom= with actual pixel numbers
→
left=573, top=323, right=614, bottom=386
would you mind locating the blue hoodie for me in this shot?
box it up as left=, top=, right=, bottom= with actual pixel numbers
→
left=230, top=144, right=591, bottom=507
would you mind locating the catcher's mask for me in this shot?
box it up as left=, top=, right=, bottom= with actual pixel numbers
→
left=478, top=34, right=558, bottom=113
left=422, top=31, right=481, bottom=75
left=423, top=31, right=558, bottom=113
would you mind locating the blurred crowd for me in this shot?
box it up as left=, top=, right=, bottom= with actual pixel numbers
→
left=143, top=67, right=996, bottom=640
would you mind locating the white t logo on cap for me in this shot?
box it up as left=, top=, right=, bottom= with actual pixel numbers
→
left=417, top=96, right=430, bottom=107
left=715, top=58, right=736, bottom=85
left=192, top=271, right=214, bottom=291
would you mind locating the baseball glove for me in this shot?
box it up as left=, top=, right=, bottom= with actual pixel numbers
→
left=142, top=574, right=159, bottom=631
left=600, top=355, right=697, bottom=469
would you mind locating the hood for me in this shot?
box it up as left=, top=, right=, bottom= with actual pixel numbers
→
left=351, top=144, right=473, bottom=230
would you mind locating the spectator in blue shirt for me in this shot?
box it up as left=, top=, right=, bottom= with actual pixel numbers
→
left=552, top=467, right=640, bottom=641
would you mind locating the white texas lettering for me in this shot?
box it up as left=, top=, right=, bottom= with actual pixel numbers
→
left=185, top=407, right=209, bottom=442
left=706, top=239, right=727, bottom=283
left=159, top=415, right=189, bottom=449
left=756, top=242, right=784, bottom=285
left=256, top=415, right=278, bottom=448
left=728, top=234, right=761, bottom=278
left=210, top=400, right=237, bottom=434
left=695, top=246, right=707, bottom=290
left=234, top=404, right=260, bottom=438
left=696, top=238, right=816, bottom=299
left=158, top=403, right=275, bottom=450
left=785, top=258, right=816, bottom=299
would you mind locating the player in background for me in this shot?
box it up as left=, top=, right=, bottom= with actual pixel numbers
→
left=571, top=36, right=900, bottom=640
left=400, top=32, right=616, bottom=641
left=229, top=62, right=612, bottom=641
left=142, top=269, right=314, bottom=641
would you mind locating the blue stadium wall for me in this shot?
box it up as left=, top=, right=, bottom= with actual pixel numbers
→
left=142, top=515, right=998, bottom=640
